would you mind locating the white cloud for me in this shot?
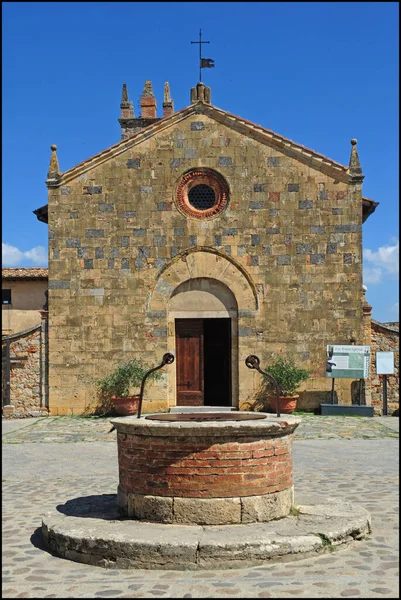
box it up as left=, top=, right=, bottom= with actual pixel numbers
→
left=363, top=240, right=399, bottom=278
left=2, top=243, right=48, bottom=267
left=363, top=266, right=382, bottom=285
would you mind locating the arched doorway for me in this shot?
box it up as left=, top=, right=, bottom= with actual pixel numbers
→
left=168, top=278, right=238, bottom=407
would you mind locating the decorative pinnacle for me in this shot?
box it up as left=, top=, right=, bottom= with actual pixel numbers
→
left=121, top=83, right=129, bottom=105
left=47, top=144, right=60, bottom=179
left=141, top=80, right=155, bottom=98
left=348, top=137, right=363, bottom=179
left=164, top=82, right=171, bottom=103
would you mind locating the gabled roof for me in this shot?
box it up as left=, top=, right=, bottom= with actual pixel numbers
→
left=53, top=101, right=353, bottom=185
left=36, top=100, right=378, bottom=222
left=2, top=267, right=48, bottom=280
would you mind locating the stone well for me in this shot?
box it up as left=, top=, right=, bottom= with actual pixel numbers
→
left=111, top=412, right=301, bottom=525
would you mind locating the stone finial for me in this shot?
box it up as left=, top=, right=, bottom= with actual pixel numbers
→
left=47, top=144, right=60, bottom=179
left=141, top=80, right=155, bottom=98
left=121, top=83, right=129, bottom=104
left=120, top=83, right=133, bottom=118
left=190, top=81, right=211, bottom=104
left=129, top=101, right=135, bottom=117
left=163, top=82, right=174, bottom=118
left=348, top=138, right=363, bottom=181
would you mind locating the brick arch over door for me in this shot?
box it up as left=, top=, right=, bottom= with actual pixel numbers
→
left=147, top=248, right=259, bottom=314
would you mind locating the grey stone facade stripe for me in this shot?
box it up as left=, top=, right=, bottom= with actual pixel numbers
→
left=262, top=245, right=272, bottom=255
left=122, top=211, right=136, bottom=218
left=343, top=253, right=353, bottom=264
left=121, top=258, right=130, bottom=269
left=138, top=247, right=150, bottom=258
left=332, top=208, right=344, bottom=215
left=238, top=327, right=253, bottom=337
left=222, top=228, right=237, bottom=236
left=254, top=184, right=265, bottom=192
left=190, top=122, right=204, bottom=130
left=250, top=256, right=259, bottom=266
left=48, top=280, right=70, bottom=289
left=110, top=248, right=119, bottom=258
left=218, top=156, right=233, bottom=167
left=266, top=227, right=280, bottom=234
left=267, top=157, right=280, bottom=166
left=334, top=223, right=361, bottom=233
left=310, top=225, right=324, bottom=234
left=133, top=229, right=146, bottom=237
left=189, top=236, right=197, bottom=247
left=120, top=236, right=130, bottom=247
left=83, top=186, right=102, bottom=195
left=288, top=183, right=299, bottom=192
left=299, top=200, right=313, bottom=209
left=127, top=158, right=140, bottom=169
left=269, top=208, right=278, bottom=216
left=310, top=254, right=325, bottom=265
left=89, top=288, right=104, bottom=296
left=277, top=255, right=291, bottom=265
left=251, top=235, right=260, bottom=246
left=66, top=238, right=81, bottom=248
left=174, top=228, right=185, bottom=237
left=77, top=248, right=89, bottom=259
left=53, top=249, right=59, bottom=259
left=95, top=248, right=104, bottom=259
left=99, top=203, right=114, bottom=212
left=84, top=259, right=93, bottom=269
left=61, top=187, right=71, bottom=195
left=184, top=148, right=197, bottom=159
left=157, top=202, right=167, bottom=211
left=170, top=158, right=182, bottom=168
left=296, top=244, right=312, bottom=254
left=326, top=243, right=337, bottom=254
left=249, top=201, right=264, bottom=210
left=154, top=235, right=166, bottom=247
left=69, top=212, right=78, bottom=219
left=154, top=328, right=168, bottom=337
left=85, top=229, right=104, bottom=238
left=140, top=186, right=153, bottom=194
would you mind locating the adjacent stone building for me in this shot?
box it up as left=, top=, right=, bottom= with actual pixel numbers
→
left=2, top=268, right=48, bottom=334
left=35, top=80, right=380, bottom=415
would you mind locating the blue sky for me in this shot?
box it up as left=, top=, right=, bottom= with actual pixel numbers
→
left=2, top=2, right=399, bottom=322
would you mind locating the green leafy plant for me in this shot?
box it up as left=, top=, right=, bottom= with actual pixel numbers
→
left=96, top=359, right=162, bottom=399
left=264, top=355, right=309, bottom=397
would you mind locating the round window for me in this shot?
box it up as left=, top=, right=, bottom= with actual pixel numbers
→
left=175, top=169, right=229, bottom=219
left=188, top=184, right=216, bottom=210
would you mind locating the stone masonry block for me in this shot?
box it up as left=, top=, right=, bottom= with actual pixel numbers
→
left=296, top=244, right=312, bottom=254
left=190, top=122, right=204, bottom=130
left=267, top=157, right=280, bottom=167
left=66, top=238, right=81, bottom=248
left=266, top=227, right=280, bottom=234
left=332, top=208, right=344, bottom=215
left=277, top=255, right=291, bottom=265
left=184, top=148, right=197, bottom=159
left=49, top=280, right=70, bottom=289
left=288, top=183, right=299, bottom=192
left=140, top=186, right=153, bottom=194
left=95, top=248, right=104, bottom=259
left=122, top=211, right=136, bottom=218
left=326, top=243, right=337, bottom=254
left=85, top=229, right=104, bottom=238
left=310, top=254, right=325, bottom=265
left=99, top=203, right=114, bottom=212
left=120, top=236, right=130, bottom=247
left=334, top=224, right=361, bottom=233
left=133, top=229, right=146, bottom=237
left=173, top=497, right=241, bottom=525
left=299, top=200, right=313, bottom=209
left=218, top=156, right=233, bottom=167
left=254, top=184, right=265, bottom=192
left=249, top=201, right=264, bottom=210
left=343, top=253, right=353, bottom=264
left=77, top=248, right=89, bottom=258
left=310, top=226, right=324, bottom=234
left=83, top=259, right=93, bottom=269
left=154, top=235, right=166, bottom=247
left=251, top=235, right=260, bottom=246
left=127, top=158, right=140, bottom=169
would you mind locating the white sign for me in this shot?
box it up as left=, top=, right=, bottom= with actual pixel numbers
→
left=326, top=345, right=371, bottom=379
left=376, top=352, right=395, bottom=375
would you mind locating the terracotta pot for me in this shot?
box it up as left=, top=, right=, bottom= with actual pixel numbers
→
left=112, top=395, right=140, bottom=416
left=267, top=394, right=299, bottom=414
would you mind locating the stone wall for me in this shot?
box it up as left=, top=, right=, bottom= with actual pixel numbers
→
left=47, top=110, right=366, bottom=414
left=370, top=320, right=399, bottom=415
left=2, top=324, right=46, bottom=417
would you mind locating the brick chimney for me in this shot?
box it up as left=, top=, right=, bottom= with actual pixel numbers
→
left=140, top=80, right=157, bottom=118
left=162, top=82, right=174, bottom=118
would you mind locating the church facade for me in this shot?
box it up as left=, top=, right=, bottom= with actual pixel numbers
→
left=37, top=80, right=378, bottom=415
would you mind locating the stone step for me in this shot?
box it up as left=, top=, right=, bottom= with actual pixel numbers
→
left=169, top=406, right=236, bottom=413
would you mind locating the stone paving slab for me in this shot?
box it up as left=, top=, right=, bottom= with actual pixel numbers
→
left=1, top=413, right=399, bottom=444
left=2, top=414, right=399, bottom=598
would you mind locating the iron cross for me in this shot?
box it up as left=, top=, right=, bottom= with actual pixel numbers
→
left=191, top=29, right=210, bottom=82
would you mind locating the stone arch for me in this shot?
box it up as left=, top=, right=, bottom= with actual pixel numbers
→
left=148, top=248, right=258, bottom=314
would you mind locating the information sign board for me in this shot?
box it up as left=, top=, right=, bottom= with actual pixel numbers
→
left=376, top=351, right=395, bottom=375
left=326, top=345, right=370, bottom=379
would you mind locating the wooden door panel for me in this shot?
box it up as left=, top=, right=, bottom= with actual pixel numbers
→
left=176, top=319, right=204, bottom=406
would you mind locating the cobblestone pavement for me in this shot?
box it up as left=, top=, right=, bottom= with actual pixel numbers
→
left=2, top=415, right=399, bottom=598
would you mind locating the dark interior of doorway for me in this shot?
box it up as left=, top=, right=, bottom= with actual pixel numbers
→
left=204, top=318, right=231, bottom=406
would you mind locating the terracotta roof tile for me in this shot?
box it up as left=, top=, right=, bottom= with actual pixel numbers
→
left=2, top=267, right=48, bottom=279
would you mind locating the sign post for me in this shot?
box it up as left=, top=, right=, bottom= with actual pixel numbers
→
left=321, top=345, right=373, bottom=416
left=376, top=352, right=395, bottom=417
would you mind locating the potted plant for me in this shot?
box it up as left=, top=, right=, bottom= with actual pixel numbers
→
left=264, top=355, right=309, bottom=414
left=95, top=358, right=162, bottom=416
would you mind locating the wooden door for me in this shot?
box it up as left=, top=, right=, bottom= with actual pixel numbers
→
left=175, top=319, right=204, bottom=406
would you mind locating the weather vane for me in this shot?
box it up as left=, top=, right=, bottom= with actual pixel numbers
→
left=191, top=29, right=215, bottom=82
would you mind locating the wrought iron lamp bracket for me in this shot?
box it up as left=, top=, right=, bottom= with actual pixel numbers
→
left=137, top=353, right=175, bottom=419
